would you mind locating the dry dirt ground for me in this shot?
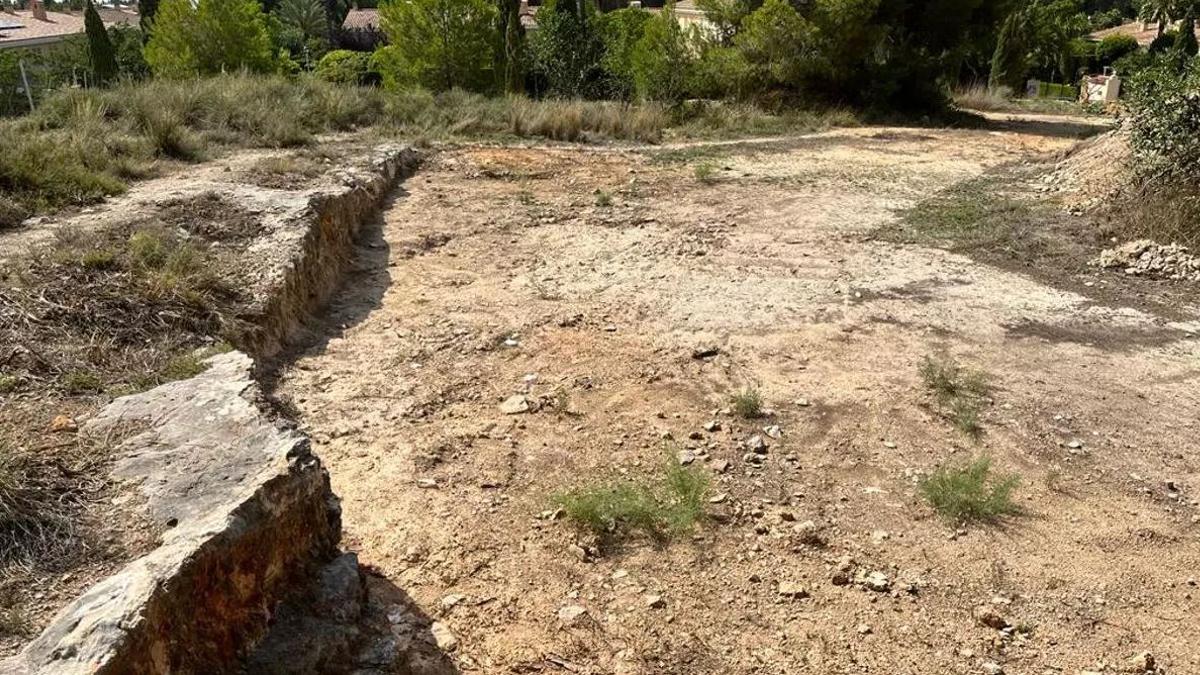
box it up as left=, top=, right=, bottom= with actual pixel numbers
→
left=274, top=119, right=1190, bottom=675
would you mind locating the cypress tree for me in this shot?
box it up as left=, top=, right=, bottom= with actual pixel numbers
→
left=139, top=0, right=159, bottom=41
left=84, top=0, right=119, bottom=84
left=989, top=7, right=1027, bottom=93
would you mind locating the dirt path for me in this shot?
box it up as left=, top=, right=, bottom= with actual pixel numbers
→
left=276, top=122, right=1200, bottom=675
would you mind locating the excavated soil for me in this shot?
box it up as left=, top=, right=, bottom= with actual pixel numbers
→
left=272, top=120, right=1194, bottom=674
left=273, top=121, right=1200, bottom=674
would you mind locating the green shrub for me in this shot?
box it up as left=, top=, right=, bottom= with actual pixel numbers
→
left=730, top=387, right=763, bottom=418
left=920, top=354, right=990, bottom=439
left=919, top=457, right=1020, bottom=523
left=1096, top=33, right=1139, bottom=66
left=598, top=7, right=652, bottom=99
left=1125, top=59, right=1200, bottom=182
left=631, top=4, right=693, bottom=103
left=316, top=50, right=371, bottom=85
left=553, top=458, right=709, bottom=544
left=529, top=0, right=607, bottom=98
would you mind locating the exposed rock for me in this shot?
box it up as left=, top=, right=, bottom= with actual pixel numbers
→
left=1122, top=651, right=1155, bottom=673
left=855, top=570, right=890, bottom=592
left=49, top=414, right=77, bottom=433
left=430, top=622, right=458, bottom=651
left=4, top=352, right=342, bottom=675
left=500, top=394, right=533, bottom=414
left=558, top=605, right=588, bottom=624
left=1096, top=239, right=1200, bottom=282
left=745, top=435, right=768, bottom=454
left=645, top=594, right=666, bottom=609
left=973, top=605, right=1010, bottom=630
left=777, top=582, right=810, bottom=599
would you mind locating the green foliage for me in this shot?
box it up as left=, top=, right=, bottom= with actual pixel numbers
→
left=920, top=354, right=991, bottom=439
left=1096, top=33, right=1140, bottom=64
left=695, top=0, right=752, bottom=45
left=498, top=0, right=526, bottom=93
left=992, top=0, right=1091, bottom=90
left=1148, top=29, right=1176, bottom=53
left=84, top=0, right=119, bottom=83
left=735, top=0, right=819, bottom=95
left=730, top=386, right=764, bottom=418
left=631, top=4, right=693, bottom=102
left=145, top=0, right=276, bottom=77
left=598, top=7, right=652, bottom=99
left=377, top=0, right=499, bottom=92
left=316, top=49, right=371, bottom=83
left=529, top=0, right=607, bottom=98
left=140, top=0, right=159, bottom=37
left=62, top=370, right=103, bottom=394
left=108, top=25, right=151, bottom=80
left=1175, top=17, right=1199, bottom=56
left=1125, top=56, right=1200, bottom=182
left=919, top=457, right=1021, bottom=523
left=553, top=457, right=709, bottom=544
left=275, top=0, right=329, bottom=39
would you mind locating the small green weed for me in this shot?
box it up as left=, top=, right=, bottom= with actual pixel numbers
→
left=61, top=370, right=103, bottom=395
left=0, top=374, right=17, bottom=394
left=920, top=354, right=990, bottom=439
left=553, top=458, right=709, bottom=545
left=594, top=190, right=613, bottom=207
left=132, top=343, right=233, bottom=392
left=694, top=162, right=718, bottom=183
left=730, top=387, right=764, bottom=419
left=79, top=248, right=119, bottom=271
left=919, top=456, right=1021, bottom=523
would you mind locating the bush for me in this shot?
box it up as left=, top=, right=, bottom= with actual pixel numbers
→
left=598, top=7, right=652, bottom=99
left=529, top=0, right=608, bottom=98
left=631, top=4, right=693, bottom=103
left=1149, top=30, right=1177, bottom=54
left=553, top=458, right=709, bottom=544
left=1125, top=59, right=1200, bottom=182
left=316, top=50, right=371, bottom=85
left=1096, top=33, right=1139, bottom=66
left=919, top=457, right=1020, bottom=524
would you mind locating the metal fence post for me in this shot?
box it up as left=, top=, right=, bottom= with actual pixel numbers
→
left=18, top=58, right=34, bottom=112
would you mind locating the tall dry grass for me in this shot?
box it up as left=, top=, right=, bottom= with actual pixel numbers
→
left=1, top=73, right=859, bottom=219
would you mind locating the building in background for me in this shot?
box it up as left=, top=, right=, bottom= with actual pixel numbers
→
left=0, top=0, right=136, bottom=51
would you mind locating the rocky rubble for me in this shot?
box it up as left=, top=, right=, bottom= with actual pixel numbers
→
left=1095, top=239, right=1200, bottom=282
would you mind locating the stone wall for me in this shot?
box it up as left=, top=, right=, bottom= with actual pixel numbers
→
left=0, top=146, right=420, bottom=675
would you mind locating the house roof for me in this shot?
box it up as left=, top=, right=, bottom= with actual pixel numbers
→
left=0, top=7, right=137, bottom=49
left=342, top=8, right=380, bottom=31
left=1089, top=19, right=1200, bottom=47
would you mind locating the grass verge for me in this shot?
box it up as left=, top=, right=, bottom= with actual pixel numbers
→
left=553, top=458, right=709, bottom=546
left=919, top=456, right=1021, bottom=524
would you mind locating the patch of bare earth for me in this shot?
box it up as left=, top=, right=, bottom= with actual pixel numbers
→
left=279, top=120, right=1196, bottom=674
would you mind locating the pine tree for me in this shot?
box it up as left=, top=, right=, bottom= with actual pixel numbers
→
left=84, top=0, right=119, bottom=83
